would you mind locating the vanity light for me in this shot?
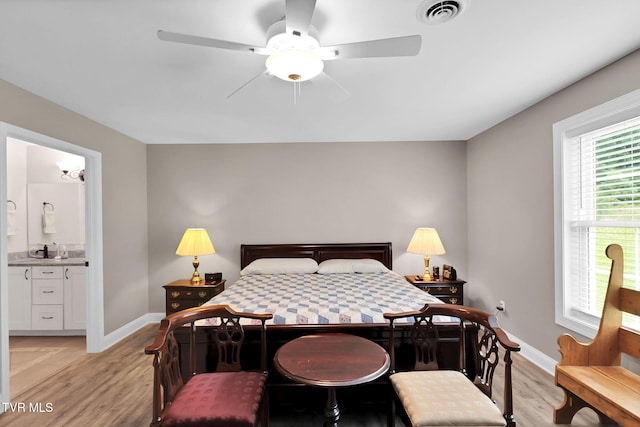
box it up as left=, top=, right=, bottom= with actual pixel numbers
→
left=56, top=161, right=85, bottom=182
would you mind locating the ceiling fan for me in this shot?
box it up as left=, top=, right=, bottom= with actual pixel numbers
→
left=157, top=0, right=422, bottom=100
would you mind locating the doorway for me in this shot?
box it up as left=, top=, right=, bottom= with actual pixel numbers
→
left=0, top=122, right=104, bottom=405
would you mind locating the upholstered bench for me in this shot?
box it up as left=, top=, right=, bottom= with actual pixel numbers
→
left=160, top=371, right=267, bottom=426
left=385, top=303, right=520, bottom=427
left=391, top=370, right=507, bottom=426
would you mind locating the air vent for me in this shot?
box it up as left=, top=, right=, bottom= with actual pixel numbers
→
left=417, top=0, right=468, bottom=25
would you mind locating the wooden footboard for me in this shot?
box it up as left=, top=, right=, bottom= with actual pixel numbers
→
left=173, top=323, right=472, bottom=380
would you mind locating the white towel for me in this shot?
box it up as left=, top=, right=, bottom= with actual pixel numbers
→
left=7, top=209, right=16, bottom=236
left=42, top=211, right=56, bottom=234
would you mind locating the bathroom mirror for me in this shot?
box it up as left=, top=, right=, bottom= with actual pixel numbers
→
left=27, top=183, right=85, bottom=247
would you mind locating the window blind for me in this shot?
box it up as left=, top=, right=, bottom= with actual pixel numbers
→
left=566, top=116, right=640, bottom=324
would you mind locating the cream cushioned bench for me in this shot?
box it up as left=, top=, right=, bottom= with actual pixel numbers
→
left=385, top=304, right=520, bottom=427
left=391, top=370, right=507, bottom=426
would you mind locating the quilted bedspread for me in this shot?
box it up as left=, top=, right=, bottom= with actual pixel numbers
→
left=201, top=271, right=443, bottom=325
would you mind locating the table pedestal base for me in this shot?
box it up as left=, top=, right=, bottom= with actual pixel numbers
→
left=274, top=334, right=390, bottom=427
left=324, top=387, right=340, bottom=426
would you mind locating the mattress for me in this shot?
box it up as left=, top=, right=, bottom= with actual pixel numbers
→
left=202, top=271, right=443, bottom=325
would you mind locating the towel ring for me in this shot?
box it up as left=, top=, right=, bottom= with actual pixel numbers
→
left=43, top=202, right=55, bottom=213
left=7, top=200, right=16, bottom=210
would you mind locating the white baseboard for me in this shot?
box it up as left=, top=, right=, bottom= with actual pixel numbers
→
left=101, top=312, right=164, bottom=351
left=505, top=331, right=558, bottom=376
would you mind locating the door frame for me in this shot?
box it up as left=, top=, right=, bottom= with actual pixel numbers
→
left=0, top=122, right=104, bottom=405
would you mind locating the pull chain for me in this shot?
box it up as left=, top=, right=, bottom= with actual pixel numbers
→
left=292, top=81, right=302, bottom=105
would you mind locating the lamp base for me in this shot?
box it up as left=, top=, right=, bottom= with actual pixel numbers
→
left=190, top=256, right=204, bottom=285
left=422, top=255, right=432, bottom=282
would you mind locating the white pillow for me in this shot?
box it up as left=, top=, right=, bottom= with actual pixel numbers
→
left=317, top=258, right=389, bottom=274
left=240, top=258, right=319, bottom=276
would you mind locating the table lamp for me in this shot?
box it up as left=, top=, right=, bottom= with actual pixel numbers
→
left=176, top=228, right=215, bottom=285
left=407, top=227, right=446, bottom=281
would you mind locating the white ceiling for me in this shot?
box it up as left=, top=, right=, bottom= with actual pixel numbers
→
left=2, top=0, right=640, bottom=144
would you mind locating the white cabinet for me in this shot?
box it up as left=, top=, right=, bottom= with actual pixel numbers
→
left=8, top=267, right=32, bottom=330
left=32, top=266, right=64, bottom=304
left=63, top=266, right=86, bottom=330
left=31, top=266, right=64, bottom=329
left=9, top=264, right=86, bottom=332
left=31, top=305, right=64, bottom=330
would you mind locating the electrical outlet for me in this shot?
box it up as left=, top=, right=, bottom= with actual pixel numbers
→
left=498, top=300, right=506, bottom=312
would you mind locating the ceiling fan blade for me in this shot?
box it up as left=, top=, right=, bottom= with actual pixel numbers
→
left=311, top=72, right=350, bottom=103
left=157, top=30, right=269, bottom=55
left=320, top=35, right=422, bottom=60
left=227, top=70, right=271, bottom=99
left=285, top=0, right=316, bottom=36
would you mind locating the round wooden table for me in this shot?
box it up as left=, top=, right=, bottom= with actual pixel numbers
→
left=274, top=333, right=390, bottom=425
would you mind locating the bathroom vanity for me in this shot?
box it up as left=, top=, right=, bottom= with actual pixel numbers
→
left=8, top=258, right=86, bottom=334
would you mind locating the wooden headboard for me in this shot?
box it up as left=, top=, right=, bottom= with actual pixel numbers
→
left=240, top=242, right=393, bottom=270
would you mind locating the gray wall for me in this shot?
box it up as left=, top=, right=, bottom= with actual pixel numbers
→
left=146, top=141, right=468, bottom=313
left=0, top=80, right=149, bottom=334
left=466, top=48, right=640, bottom=359
left=3, top=46, right=639, bottom=358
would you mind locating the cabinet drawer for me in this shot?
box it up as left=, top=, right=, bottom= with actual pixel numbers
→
left=33, top=279, right=64, bottom=304
left=423, top=285, right=462, bottom=296
left=32, top=305, right=64, bottom=330
left=32, top=266, right=63, bottom=279
left=168, top=299, right=208, bottom=313
left=437, top=296, right=462, bottom=305
left=164, top=280, right=226, bottom=314
left=406, top=276, right=465, bottom=306
left=417, top=286, right=463, bottom=305
left=167, top=288, right=217, bottom=301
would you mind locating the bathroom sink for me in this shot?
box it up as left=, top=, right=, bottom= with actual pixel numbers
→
left=9, top=257, right=86, bottom=266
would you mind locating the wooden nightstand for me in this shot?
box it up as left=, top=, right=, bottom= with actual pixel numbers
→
left=163, top=279, right=226, bottom=315
left=405, top=275, right=466, bottom=305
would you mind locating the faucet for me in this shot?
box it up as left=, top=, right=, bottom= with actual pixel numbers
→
left=33, top=244, right=49, bottom=259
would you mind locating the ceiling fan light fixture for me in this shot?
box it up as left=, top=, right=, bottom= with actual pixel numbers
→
left=157, top=0, right=423, bottom=99
left=265, top=50, right=324, bottom=82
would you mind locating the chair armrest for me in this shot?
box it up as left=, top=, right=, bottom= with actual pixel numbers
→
left=557, top=333, right=591, bottom=366
left=389, top=303, right=520, bottom=352
left=144, top=304, right=273, bottom=355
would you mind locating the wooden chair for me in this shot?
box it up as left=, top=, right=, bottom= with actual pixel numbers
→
left=144, top=304, right=273, bottom=427
left=554, top=243, right=640, bottom=426
left=385, top=303, right=520, bottom=427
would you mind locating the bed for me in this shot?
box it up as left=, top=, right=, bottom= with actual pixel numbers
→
left=201, top=242, right=442, bottom=327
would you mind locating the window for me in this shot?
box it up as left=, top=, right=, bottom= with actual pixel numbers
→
left=554, top=89, right=640, bottom=337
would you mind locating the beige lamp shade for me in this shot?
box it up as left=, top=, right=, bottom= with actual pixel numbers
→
left=407, top=228, right=446, bottom=256
left=176, top=228, right=215, bottom=284
left=407, top=228, right=445, bottom=281
left=176, top=228, right=215, bottom=256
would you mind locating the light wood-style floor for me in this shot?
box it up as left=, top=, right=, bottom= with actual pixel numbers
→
left=1, top=324, right=603, bottom=426
left=9, top=335, right=86, bottom=399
